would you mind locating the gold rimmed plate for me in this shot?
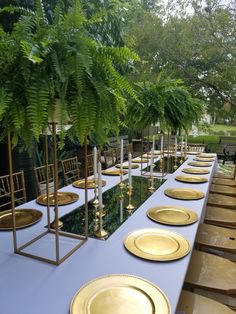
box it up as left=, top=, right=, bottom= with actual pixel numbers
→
left=36, top=192, right=79, bottom=206
left=132, top=158, right=149, bottom=163
left=182, top=168, right=210, bottom=175
left=102, top=169, right=128, bottom=176
left=124, top=228, right=190, bottom=261
left=141, top=154, right=152, bottom=159
left=147, top=150, right=161, bottom=155
left=115, top=163, right=139, bottom=169
left=198, top=153, right=216, bottom=158
left=72, top=179, right=106, bottom=189
left=163, top=150, right=174, bottom=154
left=70, top=274, right=171, bottom=314
left=0, top=209, right=43, bottom=230
left=147, top=206, right=198, bottom=226
left=187, top=151, right=199, bottom=155
left=164, top=187, right=205, bottom=200
left=194, top=157, right=215, bottom=162
left=187, top=161, right=212, bottom=167
left=175, top=175, right=208, bottom=184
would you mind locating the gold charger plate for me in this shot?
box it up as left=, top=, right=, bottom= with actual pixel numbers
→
left=163, top=150, right=174, bottom=154
left=147, top=206, right=198, bottom=226
left=124, top=228, right=190, bottom=261
left=141, top=154, right=152, bottom=159
left=147, top=150, right=161, bottom=155
left=72, top=179, right=106, bottom=189
left=164, top=188, right=205, bottom=200
left=102, top=169, right=128, bottom=176
left=0, top=209, right=43, bottom=230
left=70, top=274, right=171, bottom=314
left=182, top=168, right=210, bottom=175
left=187, top=151, right=199, bottom=155
left=194, top=157, right=215, bottom=162
left=132, top=158, right=149, bottom=163
left=175, top=175, right=208, bottom=184
left=198, top=153, right=215, bottom=158
left=187, top=161, right=212, bottom=167
left=36, top=192, right=79, bottom=206
left=115, top=163, right=139, bottom=169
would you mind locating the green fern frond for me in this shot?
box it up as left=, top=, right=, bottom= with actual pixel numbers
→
left=26, top=75, right=50, bottom=139
left=10, top=104, right=26, bottom=130
left=0, top=88, right=12, bottom=120
left=20, top=41, right=43, bottom=64
left=0, top=5, right=34, bottom=16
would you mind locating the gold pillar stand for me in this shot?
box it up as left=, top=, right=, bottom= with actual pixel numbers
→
left=8, top=125, right=88, bottom=265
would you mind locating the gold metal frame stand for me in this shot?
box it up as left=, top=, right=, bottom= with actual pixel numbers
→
left=8, top=125, right=88, bottom=265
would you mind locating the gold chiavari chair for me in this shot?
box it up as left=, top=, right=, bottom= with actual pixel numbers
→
left=0, top=171, right=27, bottom=211
left=86, top=151, right=101, bottom=177
left=34, top=164, right=54, bottom=195
left=204, top=206, right=236, bottom=229
left=87, top=153, right=94, bottom=177
left=103, top=149, right=116, bottom=169
left=195, top=223, right=236, bottom=254
left=188, top=143, right=206, bottom=153
left=177, top=290, right=235, bottom=314
left=184, top=250, right=236, bottom=308
left=127, top=142, right=133, bottom=154
left=61, top=157, right=80, bottom=185
left=114, top=147, right=121, bottom=163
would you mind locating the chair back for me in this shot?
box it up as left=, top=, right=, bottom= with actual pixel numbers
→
left=34, top=164, right=54, bottom=195
left=0, top=171, right=26, bottom=211
left=103, top=149, right=116, bottom=168
left=61, top=157, right=80, bottom=185
left=188, top=143, right=205, bottom=152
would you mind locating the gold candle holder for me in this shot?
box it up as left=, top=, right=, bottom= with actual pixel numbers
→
left=173, top=156, right=178, bottom=170
left=92, top=182, right=99, bottom=205
left=50, top=216, right=63, bottom=229
left=126, top=186, right=134, bottom=212
left=120, top=196, right=124, bottom=223
left=93, top=203, right=100, bottom=234
left=119, top=167, right=126, bottom=188
left=94, top=207, right=108, bottom=239
left=148, top=175, right=155, bottom=193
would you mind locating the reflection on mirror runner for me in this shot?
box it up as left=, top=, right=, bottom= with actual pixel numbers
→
left=143, top=156, right=185, bottom=174
left=59, top=176, right=165, bottom=240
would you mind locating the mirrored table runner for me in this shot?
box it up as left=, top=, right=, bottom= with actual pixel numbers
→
left=59, top=176, right=165, bottom=240
left=143, top=156, right=184, bottom=174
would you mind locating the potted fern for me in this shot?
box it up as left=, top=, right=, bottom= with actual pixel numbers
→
left=0, top=0, right=139, bottom=148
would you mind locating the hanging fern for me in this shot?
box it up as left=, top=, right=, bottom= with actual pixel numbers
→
left=26, top=74, right=50, bottom=139
left=0, top=0, right=140, bottom=148
left=0, top=87, right=12, bottom=121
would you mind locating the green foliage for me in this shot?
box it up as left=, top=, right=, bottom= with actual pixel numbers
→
left=127, top=76, right=205, bottom=133
left=0, top=0, right=139, bottom=148
left=125, top=0, right=236, bottom=123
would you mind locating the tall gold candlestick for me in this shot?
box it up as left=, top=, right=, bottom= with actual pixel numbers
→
left=94, top=208, right=108, bottom=239
left=126, top=186, right=134, bottom=212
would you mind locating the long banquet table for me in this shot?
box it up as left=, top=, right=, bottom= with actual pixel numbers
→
left=0, top=154, right=217, bottom=314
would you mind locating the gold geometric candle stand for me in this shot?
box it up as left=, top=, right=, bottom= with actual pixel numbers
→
left=8, top=123, right=88, bottom=266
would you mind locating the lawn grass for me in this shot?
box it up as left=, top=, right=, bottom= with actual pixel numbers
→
left=210, top=124, right=236, bottom=132
left=188, top=135, right=219, bottom=144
